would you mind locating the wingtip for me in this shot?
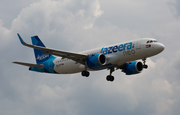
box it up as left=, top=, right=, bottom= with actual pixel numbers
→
left=17, top=33, right=25, bottom=44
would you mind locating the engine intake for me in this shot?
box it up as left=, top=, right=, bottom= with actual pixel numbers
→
left=99, top=54, right=106, bottom=64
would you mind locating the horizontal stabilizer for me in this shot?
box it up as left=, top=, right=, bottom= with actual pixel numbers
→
left=13, top=62, right=43, bottom=69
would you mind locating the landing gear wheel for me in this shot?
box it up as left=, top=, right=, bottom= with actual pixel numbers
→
left=106, top=75, right=111, bottom=81
left=106, top=75, right=114, bottom=82
left=110, top=76, right=114, bottom=82
left=106, top=68, right=115, bottom=82
left=81, top=71, right=90, bottom=77
left=143, top=65, right=148, bottom=69
left=85, top=71, right=90, bottom=77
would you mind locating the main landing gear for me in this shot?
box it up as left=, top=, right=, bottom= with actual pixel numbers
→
left=142, top=58, right=148, bottom=69
left=81, top=63, right=115, bottom=82
left=106, top=68, right=115, bottom=82
left=81, top=63, right=90, bottom=77
left=81, top=70, right=90, bottom=77
left=81, top=68, right=115, bottom=82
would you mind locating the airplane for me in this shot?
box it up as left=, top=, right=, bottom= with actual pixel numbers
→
left=13, top=33, right=165, bottom=82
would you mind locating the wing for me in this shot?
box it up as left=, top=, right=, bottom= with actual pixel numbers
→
left=17, top=34, right=88, bottom=64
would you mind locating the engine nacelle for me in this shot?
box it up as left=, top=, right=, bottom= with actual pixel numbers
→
left=124, top=61, right=143, bottom=75
left=86, top=53, right=106, bottom=68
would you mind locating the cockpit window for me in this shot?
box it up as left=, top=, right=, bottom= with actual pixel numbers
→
left=147, top=40, right=158, bottom=43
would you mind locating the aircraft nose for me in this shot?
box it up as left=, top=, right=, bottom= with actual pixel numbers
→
left=157, top=43, right=165, bottom=53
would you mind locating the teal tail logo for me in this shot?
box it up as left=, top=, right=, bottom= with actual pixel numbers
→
left=31, top=36, right=52, bottom=64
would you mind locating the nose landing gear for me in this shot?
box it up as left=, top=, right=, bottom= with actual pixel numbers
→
left=142, top=58, right=148, bottom=69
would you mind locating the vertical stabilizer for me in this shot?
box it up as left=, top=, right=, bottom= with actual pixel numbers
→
left=31, top=36, right=52, bottom=64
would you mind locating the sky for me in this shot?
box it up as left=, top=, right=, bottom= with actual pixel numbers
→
left=0, top=0, right=180, bottom=115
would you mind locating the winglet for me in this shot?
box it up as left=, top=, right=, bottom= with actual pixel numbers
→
left=17, top=33, right=25, bottom=44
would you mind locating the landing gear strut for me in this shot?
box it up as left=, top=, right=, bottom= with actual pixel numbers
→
left=106, top=68, right=115, bottom=82
left=142, top=58, right=148, bottom=69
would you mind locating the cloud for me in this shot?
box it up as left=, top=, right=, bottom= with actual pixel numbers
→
left=0, top=20, right=12, bottom=47
left=168, top=0, right=180, bottom=18
left=0, top=0, right=180, bottom=115
left=92, top=0, right=104, bottom=17
left=11, top=0, right=103, bottom=32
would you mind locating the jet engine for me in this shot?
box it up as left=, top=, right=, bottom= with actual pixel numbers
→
left=124, top=61, right=143, bottom=75
left=86, top=53, right=106, bottom=68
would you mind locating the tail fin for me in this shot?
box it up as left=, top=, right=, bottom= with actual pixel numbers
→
left=31, top=36, right=52, bottom=64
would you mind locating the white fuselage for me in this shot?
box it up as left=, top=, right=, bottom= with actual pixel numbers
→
left=53, top=38, right=164, bottom=74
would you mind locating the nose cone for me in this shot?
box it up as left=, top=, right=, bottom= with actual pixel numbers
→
left=147, top=42, right=165, bottom=57
left=158, top=43, right=165, bottom=52
left=155, top=43, right=165, bottom=54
